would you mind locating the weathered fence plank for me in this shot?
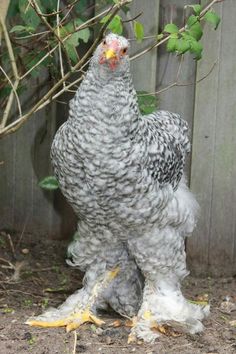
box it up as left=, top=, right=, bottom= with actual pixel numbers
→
left=156, top=0, right=198, bottom=180
left=1, top=0, right=236, bottom=275
left=188, top=1, right=236, bottom=276
left=0, top=101, right=57, bottom=236
left=128, top=0, right=159, bottom=91
left=156, top=0, right=197, bottom=130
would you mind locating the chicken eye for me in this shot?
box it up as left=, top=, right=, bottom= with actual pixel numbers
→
left=102, top=39, right=106, bottom=46
left=121, top=47, right=128, bottom=55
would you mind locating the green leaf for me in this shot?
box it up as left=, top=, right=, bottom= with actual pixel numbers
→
left=170, top=33, right=178, bottom=39
left=38, top=176, right=59, bottom=190
left=0, top=86, right=12, bottom=99
left=166, top=37, right=178, bottom=52
left=10, top=25, right=35, bottom=33
left=187, top=15, right=198, bottom=28
left=188, top=4, right=202, bottom=16
left=65, top=43, right=79, bottom=63
left=100, top=14, right=123, bottom=35
left=7, top=0, right=20, bottom=17
left=188, top=22, right=203, bottom=41
left=176, top=39, right=191, bottom=54
left=164, top=23, right=179, bottom=34
left=19, top=0, right=41, bottom=29
left=137, top=92, right=158, bottom=115
left=189, top=39, right=203, bottom=60
left=10, top=25, right=27, bottom=33
left=40, top=0, right=56, bottom=12
left=134, top=21, right=144, bottom=42
left=61, top=19, right=90, bottom=43
left=157, top=33, right=164, bottom=41
left=204, top=11, right=221, bottom=29
left=24, top=50, right=50, bottom=77
left=60, top=19, right=90, bottom=63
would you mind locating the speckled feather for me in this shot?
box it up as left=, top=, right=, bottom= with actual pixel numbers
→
left=49, top=34, right=208, bottom=341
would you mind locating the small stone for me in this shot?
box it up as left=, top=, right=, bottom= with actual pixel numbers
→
left=96, top=327, right=103, bottom=336
left=22, top=332, right=32, bottom=340
left=21, top=248, right=29, bottom=254
left=105, top=336, right=113, bottom=345
left=76, top=344, right=86, bottom=352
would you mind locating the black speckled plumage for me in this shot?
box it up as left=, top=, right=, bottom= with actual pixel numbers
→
left=29, top=34, right=209, bottom=342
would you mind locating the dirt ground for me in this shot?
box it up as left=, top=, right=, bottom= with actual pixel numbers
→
left=0, top=231, right=235, bottom=354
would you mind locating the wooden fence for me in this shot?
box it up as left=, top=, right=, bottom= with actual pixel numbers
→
left=0, top=0, right=235, bottom=276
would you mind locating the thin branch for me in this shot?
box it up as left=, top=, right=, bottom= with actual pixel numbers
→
left=72, top=331, right=77, bottom=354
left=122, top=12, right=142, bottom=23
left=0, top=0, right=132, bottom=138
left=0, top=16, right=19, bottom=79
left=35, top=75, right=84, bottom=112
left=30, top=0, right=72, bottom=68
left=56, top=0, right=65, bottom=87
left=20, top=42, right=59, bottom=80
left=130, top=0, right=221, bottom=62
left=138, top=61, right=217, bottom=97
left=35, top=0, right=80, bottom=17
left=0, top=0, right=219, bottom=137
left=14, top=30, right=50, bottom=40
left=18, top=1, right=122, bottom=80
left=0, top=67, right=21, bottom=128
left=0, top=13, right=22, bottom=127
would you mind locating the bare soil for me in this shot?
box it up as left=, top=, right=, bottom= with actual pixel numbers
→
left=0, top=231, right=235, bottom=354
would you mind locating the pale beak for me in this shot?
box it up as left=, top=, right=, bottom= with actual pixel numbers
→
left=104, top=48, right=117, bottom=60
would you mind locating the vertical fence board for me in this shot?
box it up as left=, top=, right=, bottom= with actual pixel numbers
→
left=187, top=2, right=236, bottom=276
left=0, top=102, right=57, bottom=238
left=0, top=133, right=15, bottom=230
left=156, top=0, right=197, bottom=179
left=207, top=1, right=236, bottom=275
left=127, top=0, right=159, bottom=91
left=157, top=0, right=197, bottom=129
left=0, top=0, right=236, bottom=275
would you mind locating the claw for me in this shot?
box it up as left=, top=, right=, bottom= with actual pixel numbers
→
left=26, top=309, right=105, bottom=332
left=127, top=333, right=137, bottom=344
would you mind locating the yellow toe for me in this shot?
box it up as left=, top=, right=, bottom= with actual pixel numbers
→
left=26, top=319, right=69, bottom=328
left=26, top=309, right=105, bottom=331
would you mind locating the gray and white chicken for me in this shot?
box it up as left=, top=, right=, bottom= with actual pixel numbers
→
left=27, top=33, right=209, bottom=342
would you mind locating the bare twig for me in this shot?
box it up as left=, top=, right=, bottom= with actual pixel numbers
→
left=56, top=0, right=65, bottom=86
left=10, top=261, right=26, bottom=282
left=0, top=0, right=132, bottom=138
left=14, top=30, right=50, bottom=40
left=30, top=0, right=72, bottom=68
left=16, top=215, right=29, bottom=250
left=138, top=61, right=217, bottom=97
left=0, top=14, right=22, bottom=128
left=0, top=288, right=45, bottom=298
left=122, top=12, right=142, bottom=23
left=0, top=0, right=10, bottom=44
left=72, top=330, right=77, bottom=354
left=0, top=67, right=21, bottom=128
left=35, top=0, right=80, bottom=17
left=0, top=257, right=14, bottom=269
left=0, top=16, right=18, bottom=79
left=130, top=0, right=221, bottom=61
left=0, top=0, right=220, bottom=138
left=6, top=233, right=16, bottom=258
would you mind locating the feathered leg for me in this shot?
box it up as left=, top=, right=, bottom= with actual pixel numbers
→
left=128, top=183, right=209, bottom=343
left=26, top=222, right=143, bottom=331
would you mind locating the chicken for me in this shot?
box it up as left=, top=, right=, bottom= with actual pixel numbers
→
left=26, top=33, right=209, bottom=342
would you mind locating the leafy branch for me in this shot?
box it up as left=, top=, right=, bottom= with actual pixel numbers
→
left=0, top=0, right=222, bottom=139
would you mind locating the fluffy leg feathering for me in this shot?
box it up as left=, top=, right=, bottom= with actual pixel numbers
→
left=128, top=180, right=209, bottom=343
left=26, top=223, right=143, bottom=331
